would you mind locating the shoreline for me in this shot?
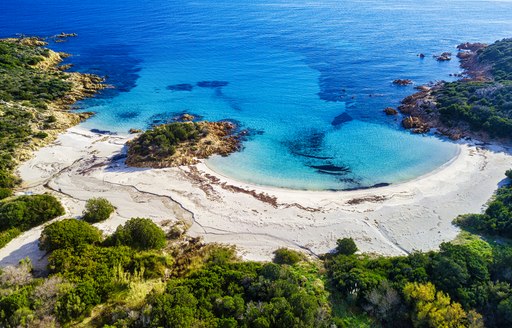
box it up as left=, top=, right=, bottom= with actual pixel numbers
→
left=1, top=124, right=510, bottom=269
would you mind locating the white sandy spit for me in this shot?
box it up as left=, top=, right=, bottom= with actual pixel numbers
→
left=0, top=126, right=511, bottom=270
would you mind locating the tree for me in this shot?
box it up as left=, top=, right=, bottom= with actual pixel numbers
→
left=107, top=218, right=166, bottom=250
left=336, top=238, right=358, bottom=255
left=39, top=219, right=102, bottom=251
left=82, top=197, right=115, bottom=223
left=403, top=282, right=476, bottom=328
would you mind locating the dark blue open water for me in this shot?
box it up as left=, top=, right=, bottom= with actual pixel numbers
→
left=2, top=0, right=512, bottom=190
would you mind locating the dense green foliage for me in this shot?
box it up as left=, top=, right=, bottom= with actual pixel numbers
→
left=335, top=237, right=358, bottom=255
left=0, top=194, right=64, bottom=231
left=435, top=38, right=512, bottom=138
left=479, top=38, right=512, bottom=81
left=127, top=122, right=202, bottom=160
left=0, top=40, right=71, bottom=103
left=455, top=175, right=512, bottom=237
left=106, top=217, right=167, bottom=250
left=39, top=218, right=103, bottom=251
left=82, top=197, right=115, bottom=223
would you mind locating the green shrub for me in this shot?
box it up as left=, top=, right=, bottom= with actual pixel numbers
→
left=0, top=188, right=12, bottom=200
left=506, top=169, right=512, bottom=179
left=39, top=219, right=102, bottom=251
left=0, top=227, right=21, bottom=248
left=0, top=194, right=64, bottom=231
left=273, top=248, right=303, bottom=265
left=336, top=237, right=358, bottom=255
left=107, top=218, right=166, bottom=250
left=82, top=197, right=115, bottom=223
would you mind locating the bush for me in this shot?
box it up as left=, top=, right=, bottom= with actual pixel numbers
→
left=107, top=218, right=166, bottom=250
left=506, top=169, right=512, bottom=179
left=273, top=248, right=302, bottom=265
left=0, top=194, right=64, bottom=231
left=39, top=219, right=102, bottom=251
left=336, top=238, right=358, bottom=255
left=0, top=188, right=12, bottom=200
left=82, top=198, right=115, bottom=223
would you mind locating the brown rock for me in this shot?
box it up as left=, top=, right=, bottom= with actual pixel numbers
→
left=393, top=79, right=413, bottom=86
left=129, top=128, right=142, bottom=134
left=384, top=107, right=398, bottom=115
left=402, top=116, right=430, bottom=133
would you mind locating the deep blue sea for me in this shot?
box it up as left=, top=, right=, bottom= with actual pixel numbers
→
left=2, top=0, right=512, bottom=190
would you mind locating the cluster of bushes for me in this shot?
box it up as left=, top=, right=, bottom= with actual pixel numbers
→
left=435, top=38, right=512, bottom=138
left=479, top=38, right=512, bottom=81
left=127, top=122, right=203, bottom=161
left=455, top=180, right=512, bottom=237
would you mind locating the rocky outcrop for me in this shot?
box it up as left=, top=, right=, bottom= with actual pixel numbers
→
left=434, top=52, right=452, bottom=61
left=129, top=128, right=142, bottom=134
left=126, top=120, right=243, bottom=168
left=384, top=107, right=398, bottom=115
left=393, top=79, right=413, bottom=86
left=456, top=42, right=491, bottom=81
left=401, top=116, right=429, bottom=134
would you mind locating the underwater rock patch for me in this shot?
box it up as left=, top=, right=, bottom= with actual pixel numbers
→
left=167, top=83, right=194, bottom=91
left=331, top=112, right=353, bottom=126
left=197, top=81, right=229, bottom=88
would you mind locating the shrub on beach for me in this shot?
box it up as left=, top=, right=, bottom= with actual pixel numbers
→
left=39, top=219, right=102, bottom=251
left=336, top=237, right=358, bottom=255
left=82, top=197, right=115, bottom=223
left=273, top=248, right=303, bottom=265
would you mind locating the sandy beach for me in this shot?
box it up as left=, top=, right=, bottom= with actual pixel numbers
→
left=0, top=126, right=510, bottom=270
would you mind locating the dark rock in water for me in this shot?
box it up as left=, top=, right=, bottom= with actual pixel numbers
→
left=197, top=81, right=229, bottom=88
left=331, top=112, right=353, bottom=126
left=117, top=111, right=140, bottom=119
left=309, top=164, right=351, bottom=172
left=393, top=79, right=413, bottom=86
left=383, top=107, right=398, bottom=115
left=418, top=53, right=425, bottom=59
left=316, top=170, right=348, bottom=176
left=90, top=129, right=117, bottom=135
left=167, top=84, right=194, bottom=91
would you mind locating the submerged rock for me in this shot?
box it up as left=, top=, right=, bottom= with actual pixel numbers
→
left=197, top=81, right=229, bottom=88
left=167, top=83, right=194, bottom=91
left=331, top=112, right=353, bottom=126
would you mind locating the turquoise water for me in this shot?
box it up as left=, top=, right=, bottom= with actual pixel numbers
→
left=2, top=0, right=512, bottom=190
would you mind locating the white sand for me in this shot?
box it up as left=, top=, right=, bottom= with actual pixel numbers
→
left=1, top=126, right=511, bottom=270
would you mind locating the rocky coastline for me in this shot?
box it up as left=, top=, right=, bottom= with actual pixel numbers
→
left=394, top=42, right=494, bottom=140
left=0, top=36, right=106, bottom=163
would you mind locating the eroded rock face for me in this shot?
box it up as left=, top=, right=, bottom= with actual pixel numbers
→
left=402, top=116, right=430, bottom=133
left=384, top=107, right=398, bottom=115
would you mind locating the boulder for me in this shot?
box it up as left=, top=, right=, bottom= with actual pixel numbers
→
left=383, top=107, right=398, bottom=115
left=129, top=128, right=142, bottom=134
left=392, top=79, right=413, bottom=86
